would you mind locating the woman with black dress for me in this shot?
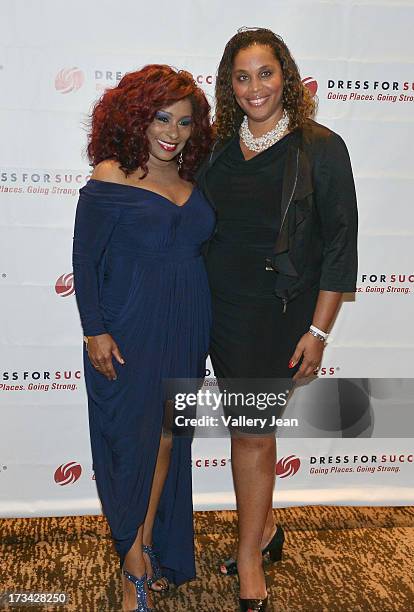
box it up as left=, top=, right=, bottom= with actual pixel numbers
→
left=198, top=28, right=358, bottom=611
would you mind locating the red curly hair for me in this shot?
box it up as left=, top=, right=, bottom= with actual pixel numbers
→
left=87, top=64, right=212, bottom=181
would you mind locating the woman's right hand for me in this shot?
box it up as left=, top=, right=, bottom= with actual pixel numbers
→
left=85, top=333, right=125, bottom=380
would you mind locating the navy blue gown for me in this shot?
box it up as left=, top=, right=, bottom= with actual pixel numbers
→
left=72, top=179, right=215, bottom=585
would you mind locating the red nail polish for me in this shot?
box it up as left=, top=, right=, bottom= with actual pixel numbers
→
left=288, top=361, right=294, bottom=369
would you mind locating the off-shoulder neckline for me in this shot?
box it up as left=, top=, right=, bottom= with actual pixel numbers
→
left=86, top=179, right=196, bottom=208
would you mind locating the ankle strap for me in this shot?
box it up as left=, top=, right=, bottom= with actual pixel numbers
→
left=142, top=544, right=153, bottom=554
left=122, top=568, right=147, bottom=586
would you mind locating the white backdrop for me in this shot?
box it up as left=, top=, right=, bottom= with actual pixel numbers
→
left=1, top=0, right=414, bottom=517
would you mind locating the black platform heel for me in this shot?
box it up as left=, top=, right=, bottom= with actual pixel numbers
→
left=262, top=524, right=285, bottom=562
left=239, top=596, right=268, bottom=611
left=220, top=525, right=284, bottom=576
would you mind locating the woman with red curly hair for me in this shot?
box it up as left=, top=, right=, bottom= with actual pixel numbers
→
left=72, top=64, right=214, bottom=611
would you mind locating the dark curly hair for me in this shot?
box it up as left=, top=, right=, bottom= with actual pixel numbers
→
left=214, top=28, right=316, bottom=140
left=87, top=64, right=212, bottom=181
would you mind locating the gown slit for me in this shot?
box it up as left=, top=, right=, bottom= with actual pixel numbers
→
left=73, top=179, right=215, bottom=584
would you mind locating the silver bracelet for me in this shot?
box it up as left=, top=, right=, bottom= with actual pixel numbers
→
left=310, top=324, right=329, bottom=339
left=308, top=328, right=326, bottom=342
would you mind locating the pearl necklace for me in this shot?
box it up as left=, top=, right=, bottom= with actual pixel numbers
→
left=239, top=109, right=289, bottom=153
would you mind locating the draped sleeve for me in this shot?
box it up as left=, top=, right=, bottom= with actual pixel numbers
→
left=72, top=181, right=122, bottom=336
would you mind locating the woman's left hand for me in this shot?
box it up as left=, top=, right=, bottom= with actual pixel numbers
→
left=288, top=333, right=326, bottom=381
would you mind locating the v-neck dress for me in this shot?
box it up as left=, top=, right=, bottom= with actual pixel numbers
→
left=72, top=179, right=215, bottom=584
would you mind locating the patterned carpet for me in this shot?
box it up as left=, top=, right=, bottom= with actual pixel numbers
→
left=1, top=506, right=414, bottom=612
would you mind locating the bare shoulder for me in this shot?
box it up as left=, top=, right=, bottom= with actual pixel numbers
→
left=91, top=160, right=128, bottom=184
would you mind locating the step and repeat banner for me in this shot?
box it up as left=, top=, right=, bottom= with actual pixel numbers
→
left=1, top=0, right=413, bottom=516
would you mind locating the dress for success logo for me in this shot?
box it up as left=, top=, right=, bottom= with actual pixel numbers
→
left=357, top=273, right=413, bottom=295
left=192, top=458, right=230, bottom=468
left=54, top=462, right=82, bottom=485
left=309, top=453, right=412, bottom=475
left=0, top=370, right=82, bottom=392
left=276, top=455, right=301, bottom=478
left=55, top=273, right=75, bottom=297
left=55, top=68, right=85, bottom=93
left=93, top=69, right=215, bottom=92
left=0, top=169, right=89, bottom=196
left=302, top=77, right=318, bottom=97
left=325, top=78, right=414, bottom=103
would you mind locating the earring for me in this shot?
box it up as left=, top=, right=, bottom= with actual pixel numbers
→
left=177, top=152, right=183, bottom=169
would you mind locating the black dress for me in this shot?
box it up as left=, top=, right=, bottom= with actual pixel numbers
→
left=205, top=134, right=319, bottom=380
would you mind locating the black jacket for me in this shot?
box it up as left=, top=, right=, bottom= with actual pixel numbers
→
left=197, top=119, right=358, bottom=309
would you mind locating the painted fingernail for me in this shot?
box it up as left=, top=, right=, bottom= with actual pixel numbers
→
left=288, top=361, right=295, bottom=369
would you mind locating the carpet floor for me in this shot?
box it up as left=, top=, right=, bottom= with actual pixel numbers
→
left=1, top=506, right=413, bottom=612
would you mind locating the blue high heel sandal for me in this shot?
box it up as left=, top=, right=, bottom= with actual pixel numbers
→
left=142, top=544, right=169, bottom=592
left=122, top=569, right=154, bottom=612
